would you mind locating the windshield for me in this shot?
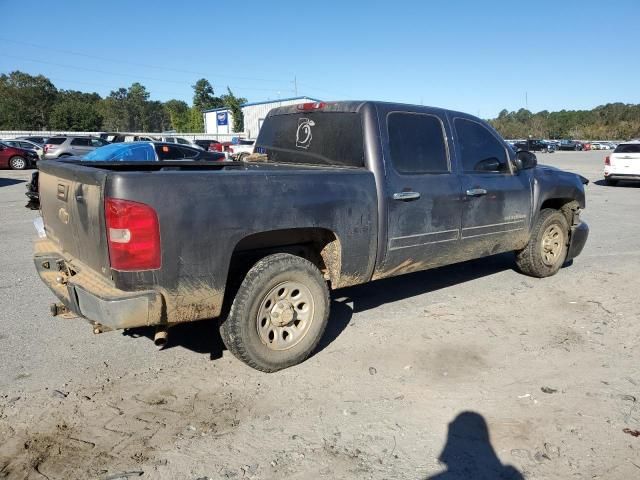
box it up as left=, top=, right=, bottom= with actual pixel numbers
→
left=83, top=143, right=157, bottom=161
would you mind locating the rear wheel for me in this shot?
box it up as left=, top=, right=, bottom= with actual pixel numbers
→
left=9, top=156, right=27, bottom=170
left=516, top=209, right=569, bottom=278
left=220, top=253, right=330, bottom=372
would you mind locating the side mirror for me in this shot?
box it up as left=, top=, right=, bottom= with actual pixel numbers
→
left=515, top=150, right=537, bottom=170
left=474, top=157, right=503, bottom=172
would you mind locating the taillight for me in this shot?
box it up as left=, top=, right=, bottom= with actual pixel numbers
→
left=605, top=156, right=610, bottom=166
left=297, top=102, right=326, bottom=111
left=105, top=197, right=161, bottom=271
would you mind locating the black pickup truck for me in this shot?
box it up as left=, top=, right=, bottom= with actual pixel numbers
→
left=513, top=139, right=556, bottom=153
left=33, top=101, right=589, bottom=372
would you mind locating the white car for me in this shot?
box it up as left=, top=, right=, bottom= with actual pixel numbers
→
left=158, top=136, right=204, bottom=150
left=604, top=141, right=640, bottom=186
left=227, top=140, right=255, bottom=160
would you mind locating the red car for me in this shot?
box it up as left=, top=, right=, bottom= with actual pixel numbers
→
left=0, top=141, right=38, bottom=170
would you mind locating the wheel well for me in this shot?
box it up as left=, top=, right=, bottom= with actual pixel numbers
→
left=540, top=198, right=579, bottom=225
left=227, top=228, right=342, bottom=289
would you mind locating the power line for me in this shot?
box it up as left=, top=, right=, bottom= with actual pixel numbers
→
left=0, top=54, right=295, bottom=94
left=0, top=37, right=344, bottom=99
left=0, top=37, right=292, bottom=84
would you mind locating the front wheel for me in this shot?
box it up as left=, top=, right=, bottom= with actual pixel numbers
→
left=516, top=209, right=569, bottom=278
left=9, top=156, right=27, bottom=170
left=220, top=253, right=330, bottom=372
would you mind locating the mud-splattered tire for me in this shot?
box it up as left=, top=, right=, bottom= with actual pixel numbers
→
left=516, top=209, right=569, bottom=278
left=9, top=156, right=27, bottom=170
left=220, top=253, right=330, bottom=372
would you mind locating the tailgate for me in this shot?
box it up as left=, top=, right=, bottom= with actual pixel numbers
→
left=38, top=161, right=111, bottom=275
left=611, top=153, right=640, bottom=171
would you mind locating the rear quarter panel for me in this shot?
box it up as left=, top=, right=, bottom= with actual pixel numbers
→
left=106, top=167, right=378, bottom=322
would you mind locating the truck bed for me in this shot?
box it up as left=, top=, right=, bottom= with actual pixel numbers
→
left=36, top=160, right=378, bottom=328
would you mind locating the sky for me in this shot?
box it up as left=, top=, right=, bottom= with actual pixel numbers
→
left=1, top=0, right=638, bottom=118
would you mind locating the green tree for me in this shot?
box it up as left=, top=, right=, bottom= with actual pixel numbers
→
left=127, top=82, right=150, bottom=131
left=164, top=99, right=191, bottom=131
left=187, top=106, right=205, bottom=132
left=220, top=87, right=247, bottom=133
left=50, top=90, right=103, bottom=131
left=0, top=71, right=58, bottom=129
left=192, top=78, right=224, bottom=111
left=145, top=100, right=171, bottom=132
left=101, top=87, right=130, bottom=131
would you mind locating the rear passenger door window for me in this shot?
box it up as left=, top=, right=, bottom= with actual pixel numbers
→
left=454, top=118, right=510, bottom=173
left=388, top=112, right=449, bottom=174
left=70, top=138, right=90, bottom=147
left=155, top=145, right=195, bottom=160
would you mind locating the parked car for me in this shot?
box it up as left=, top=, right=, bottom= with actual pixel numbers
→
left=194, top=139, right=222, bottom=151
left=558, top=140, right=583, bottom=151
left=513, top=139, right=555, bottom=153
left=0, top=141, right=39, bottom=169
left=33, top=101, right=589, bottom=372
left=157, top=136, right=204, bottom=150
left=603, top=141, right=640, bottom=186
left=99, top=133, right=157, bottom=143
left=16, top=136, right=48, bottom=145
left=3, top=139, right=44, bottom=158
left=228, top=139, right=255, bottom=160
left=43, top=136, right=109, bottom=159
left=25, top=142, right=226, bottom=209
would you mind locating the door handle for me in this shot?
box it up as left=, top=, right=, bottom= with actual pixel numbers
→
left=466, top=188, right=487, bottom=197
left=393, top=191, right=421, bottom=201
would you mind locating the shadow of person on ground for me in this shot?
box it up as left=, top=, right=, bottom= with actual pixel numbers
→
left=0, top=177, right=26, bottom=187
left=427, top=412, right=524, bottom=480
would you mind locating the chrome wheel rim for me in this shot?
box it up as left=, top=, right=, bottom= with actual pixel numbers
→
left=256, top=281, right=314, bottom=351
left=541, top=224, right=564, bottom=266
left=11, top=157, right=26, bottom=169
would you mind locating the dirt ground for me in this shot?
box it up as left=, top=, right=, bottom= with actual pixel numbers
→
left=0, top=151, right=638, bottom=479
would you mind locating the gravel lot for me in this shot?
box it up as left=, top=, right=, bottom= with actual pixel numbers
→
left=1, top=151, right=639, bottom=479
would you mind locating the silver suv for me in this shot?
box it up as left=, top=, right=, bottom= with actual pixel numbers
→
left=43, top=136, right=109, bottom=159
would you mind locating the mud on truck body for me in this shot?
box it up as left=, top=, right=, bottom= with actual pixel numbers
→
left=34, top=101, right=589, bottom=371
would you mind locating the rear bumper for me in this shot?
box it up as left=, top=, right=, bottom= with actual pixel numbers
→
left=34, top=239, right=163, bottom=330
left=604, top=173, right=640, bottom=181
left=566, top=221, right=589, bottom=261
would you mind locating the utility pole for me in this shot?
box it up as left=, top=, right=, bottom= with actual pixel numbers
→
left=525, top=91, right=528, bottom=109
left=293, top=76, right=298, bottom=96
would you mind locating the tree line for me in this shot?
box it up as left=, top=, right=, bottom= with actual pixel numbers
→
left=489, top=104, right=640, bottom=140
left=2, top=70, right=638, bottom=140
left=0, top=71, right=246, bottom=133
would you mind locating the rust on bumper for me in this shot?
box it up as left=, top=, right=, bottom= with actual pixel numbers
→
left=34, top=239, right=163, bottom=330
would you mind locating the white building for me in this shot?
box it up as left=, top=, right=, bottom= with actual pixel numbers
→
left=203, top=96, right=321, bottom=139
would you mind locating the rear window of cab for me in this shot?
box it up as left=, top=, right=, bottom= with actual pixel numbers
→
left=255, top=112, right=365, bottom=168
left=614, top=144, right=640, bottom=154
